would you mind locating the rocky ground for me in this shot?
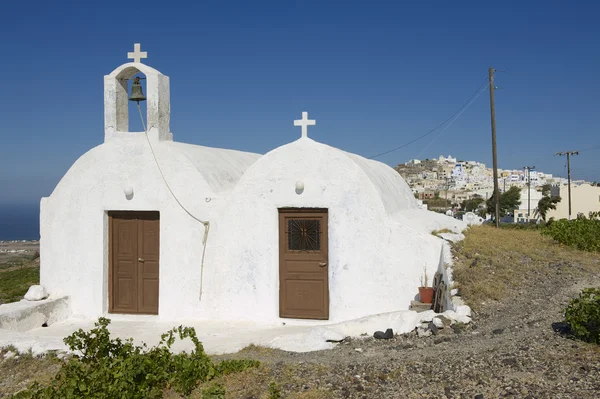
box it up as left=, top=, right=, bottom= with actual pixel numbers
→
left=208, top=269, right=599, bottom=399
left=2, top=229, right=600, bottom=398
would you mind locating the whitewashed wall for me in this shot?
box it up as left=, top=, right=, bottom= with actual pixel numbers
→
left=40, top=136, right=215, bottom=319
left=195, top=138, right=453, bottom=324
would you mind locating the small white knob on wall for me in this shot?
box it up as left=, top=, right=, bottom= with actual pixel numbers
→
left=124, top=186, right=134, bottom=197
left=295, top=181, right=304, bottom=191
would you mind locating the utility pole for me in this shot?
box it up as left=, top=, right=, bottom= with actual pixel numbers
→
left=489, top=67, right=500, bottom=227
left=555, top=151, right=579, bottom=219
left=524, top=166, right=535, bottom=221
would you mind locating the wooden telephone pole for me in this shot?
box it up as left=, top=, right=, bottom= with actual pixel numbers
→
left=489, top=67, right=500, bottom=227
left=524, top=166, right=535, bottom=220
left=555, top=151, right=579, bottom=219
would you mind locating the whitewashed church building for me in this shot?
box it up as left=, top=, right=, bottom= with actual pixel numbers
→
left=40, top=44, right=466, bottom=324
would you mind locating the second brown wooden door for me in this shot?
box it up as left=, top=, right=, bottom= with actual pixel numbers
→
left=279, top=209, right=329, bottom=320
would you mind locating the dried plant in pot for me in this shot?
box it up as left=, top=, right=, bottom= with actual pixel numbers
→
left=418, top=266, right=434, bottom=304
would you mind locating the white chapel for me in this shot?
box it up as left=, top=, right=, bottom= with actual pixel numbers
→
left=39, top=44, right=466, bottom=324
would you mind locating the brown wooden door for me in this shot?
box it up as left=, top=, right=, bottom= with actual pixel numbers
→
left=109, top=211, right=159, bottom=315
left=279, top=209, right=329, bottom=320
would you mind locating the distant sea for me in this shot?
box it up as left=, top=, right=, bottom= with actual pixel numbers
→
left=0, top=204, right=40, bottom=241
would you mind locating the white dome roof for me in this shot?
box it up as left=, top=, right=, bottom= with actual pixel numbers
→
left=168, top=142, right=261, bottom=193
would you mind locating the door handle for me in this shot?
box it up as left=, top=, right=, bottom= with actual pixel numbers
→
left=138, top=258, right=145, bottom=263
left=318, top=262, right=327, bottom=267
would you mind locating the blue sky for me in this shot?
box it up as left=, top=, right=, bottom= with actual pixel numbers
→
left=1, top=0, right=599, bottom=205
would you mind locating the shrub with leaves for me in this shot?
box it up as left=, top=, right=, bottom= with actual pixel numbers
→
left=268, top=382, right=282, bottom=399
left=14, top=318, right=259, bottom=398
left=565, top=288, right=600, bottom=343
left=202, top=382, right=226, bottom=399
left=541, top=212, right=600, bottom=252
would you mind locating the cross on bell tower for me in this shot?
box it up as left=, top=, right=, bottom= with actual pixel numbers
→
left=127, top=43, right=148, bottom=63
left=294, top=112, right=316, bottom=138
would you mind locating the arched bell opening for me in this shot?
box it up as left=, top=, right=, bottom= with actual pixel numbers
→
left=104, top=59, right=171, bottom=142
left=113, top=66, right=149, bottom=134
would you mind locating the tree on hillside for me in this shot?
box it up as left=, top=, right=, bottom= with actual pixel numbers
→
left=461, top=195, right=484, bottom=212
left=537, top=186, right=561, bottom=222
left=541, top=184, right=552, bottom=196
left=486, top=186, right=521, bottom=218
left=538, top=195, right=561, bottom=221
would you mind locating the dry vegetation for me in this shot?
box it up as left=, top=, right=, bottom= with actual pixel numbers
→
left=451, top=225, right=599, bottom=309
left=430, top=228, right=453, bottom=237
left=0, top=349, right=60, bottom=396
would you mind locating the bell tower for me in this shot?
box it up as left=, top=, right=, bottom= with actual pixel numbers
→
left=104, top=43, right=172, bottom=142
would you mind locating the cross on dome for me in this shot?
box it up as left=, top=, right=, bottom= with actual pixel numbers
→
left=294, top=112, right=316, bottom=138
left=127, top=43, right=148, bottom=63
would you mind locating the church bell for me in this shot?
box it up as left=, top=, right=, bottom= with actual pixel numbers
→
left=129, top=76, right=146, bottom=103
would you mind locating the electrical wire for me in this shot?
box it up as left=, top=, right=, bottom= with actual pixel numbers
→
left=579, top=144, right=600, bottom=153
left=137, top=104, right=210, bottom=301
left=416, top=82, right=490, bottom=159
left=368, top=77, right=490, bottom=159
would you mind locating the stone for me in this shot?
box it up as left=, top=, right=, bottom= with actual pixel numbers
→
left=502, top=357, right=518, bottom=366
left=432, top=317, right=444, bottom=329
left=373, top=329, right=394, bottom=339
left=428, top=322, right=439, bottom=335
left=354, top=348, right=363, bottom=353
left=474, top=394, right=484, bottom=399
left=437, top=315, right=453, bottom=327
left=24, top=285, right=48, bottom=301
left=492, top=328, right=505, bottom=335
left=455, top=304, right=472, bottom=317
left=417, top=327, right=432, bottom=338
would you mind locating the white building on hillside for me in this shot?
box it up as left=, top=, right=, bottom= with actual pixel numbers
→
left=438, top=155, right=457, bottom=164
left=39, top=44, right=466, bottom=325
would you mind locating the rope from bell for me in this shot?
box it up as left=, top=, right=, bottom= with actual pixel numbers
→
left=137, top=103, right=211, bottom=300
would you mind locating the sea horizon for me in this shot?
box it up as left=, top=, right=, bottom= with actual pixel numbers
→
left=0, top=203, right=40, bottom=241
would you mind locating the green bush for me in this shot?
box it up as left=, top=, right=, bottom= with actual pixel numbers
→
left=268, top=382, right=282, bottom=399
left=541, top=213, right=600, bottom=252
left=202, top=382, right=226, bottom=399
left=14, top=318, right=258, bottom=398
left=565, top=288, right=600, bottom=343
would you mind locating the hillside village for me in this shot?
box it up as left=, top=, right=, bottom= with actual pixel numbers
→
left=395, top=155, right=598, bottom=222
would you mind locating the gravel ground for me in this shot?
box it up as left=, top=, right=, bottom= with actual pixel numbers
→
left=217, top=260, right=600, bottom=399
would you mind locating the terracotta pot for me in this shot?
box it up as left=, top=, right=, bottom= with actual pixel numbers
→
left=418, top=287, right=434, bottom=304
